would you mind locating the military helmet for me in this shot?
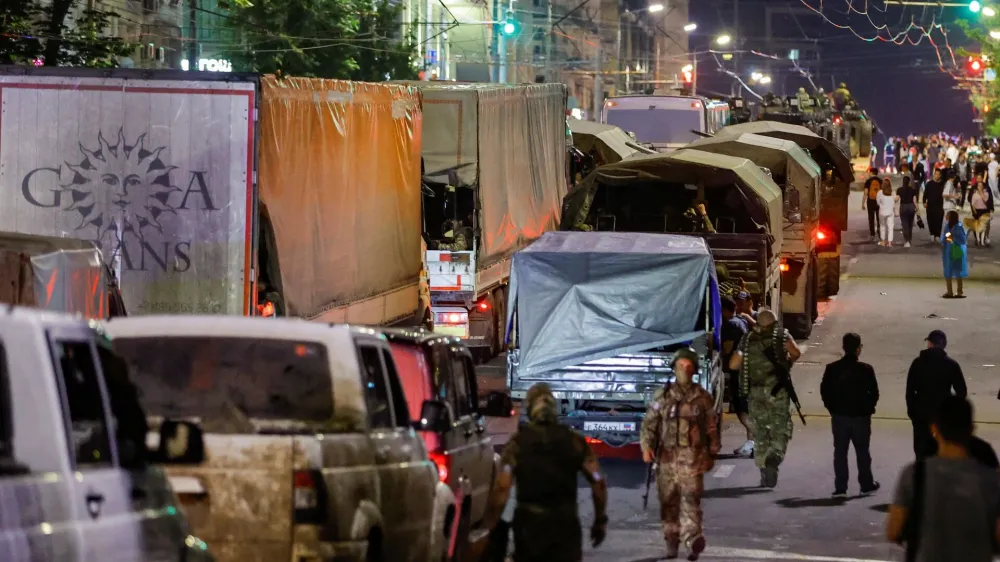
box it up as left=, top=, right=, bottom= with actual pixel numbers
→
left=838, top=82, right=847, bottom=89
left=525, top=382, right=558, bottom=424
left=671, top=347, right=699, bottom=369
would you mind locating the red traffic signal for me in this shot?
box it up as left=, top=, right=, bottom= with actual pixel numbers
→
left=969, top=56, right=985, bottom=74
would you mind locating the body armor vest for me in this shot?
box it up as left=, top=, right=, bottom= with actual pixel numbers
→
left=738, top=322, right=788, bottom=396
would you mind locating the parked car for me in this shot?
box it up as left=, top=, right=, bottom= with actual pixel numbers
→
left=0, top=306, right=211, bottom=562
left=380, top=327, right=513, bottom=560
left=105, top=316, right=449, bottom=562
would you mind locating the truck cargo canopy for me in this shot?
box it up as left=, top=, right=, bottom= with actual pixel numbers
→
left=258, top=77, right=423, bottom=319
left=568, top=118, right=653, bottom=163
left=397, top=81, right=568, bottom=266
left=563, top=148, right=783, bottom=249
left=687, top=133, right=821, bottom=214
left=716, top=121, right=853, bottom=182
left=508, top=231, right=718, bottom=376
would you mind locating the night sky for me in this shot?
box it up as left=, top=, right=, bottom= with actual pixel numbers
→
left=689, top=0, right=982, bottom=137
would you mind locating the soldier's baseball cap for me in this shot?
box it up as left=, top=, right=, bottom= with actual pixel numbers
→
left=735, top=291, right=751, bottom=301
left=926, top=330, right=947, bottom=348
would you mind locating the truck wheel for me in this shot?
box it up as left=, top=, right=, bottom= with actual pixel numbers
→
left=817, top=256, right=841, bottom=297
left=859, top=123, right=873, bottom=158
left=786, top=312, right=812, bottom=339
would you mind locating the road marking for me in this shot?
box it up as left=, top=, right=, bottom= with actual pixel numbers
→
left=712, top=464, right=734, bottom=478
left=704, top=546, right=894, bottom=561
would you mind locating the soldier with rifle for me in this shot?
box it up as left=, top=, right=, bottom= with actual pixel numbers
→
left=640, top=348, right=720, bottom=561
left=729, top=308, right=804, bottom=488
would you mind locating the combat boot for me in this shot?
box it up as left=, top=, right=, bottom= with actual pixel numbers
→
left=686, top=535, right=706, bottom=561
left=763, top=455, right=780, bottom=488
left=665, top=539, right=680, bottom=559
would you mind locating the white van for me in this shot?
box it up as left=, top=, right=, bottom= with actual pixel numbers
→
left=0, top=307, right=211, bottom=562
left=602, top=95, right=731, bottom=151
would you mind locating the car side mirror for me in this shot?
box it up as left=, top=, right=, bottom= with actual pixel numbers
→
left=154, top=421, right=205, bottom=465
left=415, top=400, right=452, bottom=433
left=481, top=391, right=514, bottom=418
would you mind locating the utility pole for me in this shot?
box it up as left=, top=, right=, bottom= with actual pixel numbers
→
left=733, top=0, right=740, bottom=77
left=187, top=0, right=198, bottom=70
left=692, top=55, right=698, bottom=96
left=491, top=0, right=500, bottom=82
left=545, top=0, right=553, bottom=82
left=625, top=18, right=632, bottom=93
left=499, top=33, right=508, bottom=83
left=594, top=42, right=603, bottom=119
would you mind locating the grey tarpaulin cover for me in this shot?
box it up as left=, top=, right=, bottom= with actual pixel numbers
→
left=506, top=231, right=716, bottom=376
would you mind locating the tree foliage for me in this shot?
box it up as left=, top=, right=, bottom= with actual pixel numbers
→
left=0, top=0, right=134, bottom=67
left=957, top=18, right=1000, bottom=134
left=220, top=0, right=419, bottom=81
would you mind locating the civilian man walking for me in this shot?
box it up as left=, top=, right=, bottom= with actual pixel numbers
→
left=820, top=333, right=881, bottom=497
left=905, top=330, right=967, bottom=459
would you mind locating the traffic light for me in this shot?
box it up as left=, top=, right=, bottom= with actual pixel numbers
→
left=681, top=64, right=693, bottom=84
left=500, top=11, right=519, bottom=36
left=971, top=0, right=982, bottom=13
left=969, top=56, right=985, bottom=75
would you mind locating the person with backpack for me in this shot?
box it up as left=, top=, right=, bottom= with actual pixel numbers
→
left=887, top=396, right=1000, bottom=562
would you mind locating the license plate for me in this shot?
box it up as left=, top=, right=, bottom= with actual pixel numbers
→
left=583, top=421, right=636, bottom=432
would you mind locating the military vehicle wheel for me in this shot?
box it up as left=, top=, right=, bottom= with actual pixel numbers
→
left=817, top=256, right=841, bottom=298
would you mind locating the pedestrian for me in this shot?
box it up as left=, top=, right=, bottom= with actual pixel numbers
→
left=988, top=152, right=999, bottom=197
left=883, top=138, right=896, bottom=173
left=913, top=154, right=927, bottom=192
left=484, top=382, right=608, bottom=562
left=970, top=180, right=994, bottom=245
left=729, top=308, right=803, bottom=488
left=887, top=396, right=1000, bottom=562
left=862, top=169, right=883, bottom=242
left=721, top=297, right=753, bottom=457
left=821, top=333, right=880, bottom=498
left=897, top=176, right=918, bottom=248
left=876, top=179, right=897, bottom=247
left=641, top=348, right=720, bottom=561
left=905, top=330, right=967, bottom=459
left=941, top=210, right=968, bottom=298
left=734, top=290, right=757, bottom=329
left=923, top=168, right=946, bottom=242
left=955, top=152, right=971, bottom=209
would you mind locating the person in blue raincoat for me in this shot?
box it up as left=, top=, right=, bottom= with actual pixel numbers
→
left=942, top=210, right=968, bottom=299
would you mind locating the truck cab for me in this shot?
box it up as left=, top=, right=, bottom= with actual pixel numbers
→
left=504, top=232, right=723, bottom=446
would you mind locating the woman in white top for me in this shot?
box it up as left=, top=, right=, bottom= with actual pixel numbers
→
left=876, top=178, right=899, bottom=247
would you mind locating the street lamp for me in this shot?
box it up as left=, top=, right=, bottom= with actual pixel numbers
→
left=683, top=23, right=697, bottom=32
left=985, top=5, right=997, bottom=16
left=991, top=29, right=1000, bottom=39
left=751, top=71, right=763, bottom=81
left=971, top=0, right=982, bottom=12
left=716, top=34, right=732, bottom=46
left=648, top=3, right=664, bottom=12
left=759, top=76, right=772, bottom=84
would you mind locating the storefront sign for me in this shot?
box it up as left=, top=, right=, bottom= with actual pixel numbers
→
left=180, top=58, right=233, bottom=72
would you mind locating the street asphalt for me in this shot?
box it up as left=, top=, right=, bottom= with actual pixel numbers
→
left=477, top=189, right=1000, bottom=560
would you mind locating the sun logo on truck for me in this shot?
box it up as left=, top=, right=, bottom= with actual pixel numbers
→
left=57, top=128, right=181, bottom=243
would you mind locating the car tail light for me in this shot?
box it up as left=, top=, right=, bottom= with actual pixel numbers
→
left=429, top=451, right=450, bottom=483
left=293, top=469, right=327, bottom=524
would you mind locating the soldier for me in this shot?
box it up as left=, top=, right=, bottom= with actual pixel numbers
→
left=429, top=218, right=470, bottom=251
left=729, top=308, right=802, bottom=487
left=795, top=87, right=811, bottom=112
left=483, top=383, right=608, bottom=562
left=641, top=348, right=720, bottom=561
left=833, top=82, right=852, bottom=111
left=683, top=203, right=716, bottom=234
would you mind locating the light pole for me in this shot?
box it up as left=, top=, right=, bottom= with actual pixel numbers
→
left=618, top=3, right=664, bottom=93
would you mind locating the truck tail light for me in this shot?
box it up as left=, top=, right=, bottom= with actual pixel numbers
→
left=815, top=228, right=829, bottom=241
left=779, top=260, right=790, bottom=272
left=293, top=470, right=327, bottom=524
left=428, top=451, right=450, bottom=483
left=436, top=312, right=469, bottom=325
left=476, top=299, right=490, bottom=312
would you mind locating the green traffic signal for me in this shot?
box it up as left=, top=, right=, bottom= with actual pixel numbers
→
left=503, top=21, right=516, bottom=35
left=972, top=0, right=982, bottom=12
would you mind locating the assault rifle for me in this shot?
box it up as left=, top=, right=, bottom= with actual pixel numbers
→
left=763, top=347, right=806, bottom=425
left=641, top=421, right=660, bottom=510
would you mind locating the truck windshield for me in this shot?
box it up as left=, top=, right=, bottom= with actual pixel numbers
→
left=605, top=109, right=702, bottom=145
left=112, top=337, right=333, bottom=421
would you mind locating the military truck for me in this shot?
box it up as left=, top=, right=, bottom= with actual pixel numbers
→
left=687, top=133, right=822, bottom=338
left=715, top=122, right=854, bottom=299
left=504, top=231, right=724, bottom=447
left=563, top=149, right=783, bottom=314
left=757, top=89, right=873, bottom=161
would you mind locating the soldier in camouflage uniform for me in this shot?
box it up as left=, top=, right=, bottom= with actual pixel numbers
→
left=483, top=383, right=608, bottom=562
left=429, top=219, right=470, bottom=251
left=728, top=308, right=802, bottom=488
left=641, top=348, right=720, bottom=561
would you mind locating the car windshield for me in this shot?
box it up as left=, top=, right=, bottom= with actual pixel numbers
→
left=112, top=336, right=333, bottom=422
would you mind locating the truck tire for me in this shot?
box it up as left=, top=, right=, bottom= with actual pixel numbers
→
left=817, top=256, right=841, bottom=298
left=858, top=122, right=873, bottom=158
